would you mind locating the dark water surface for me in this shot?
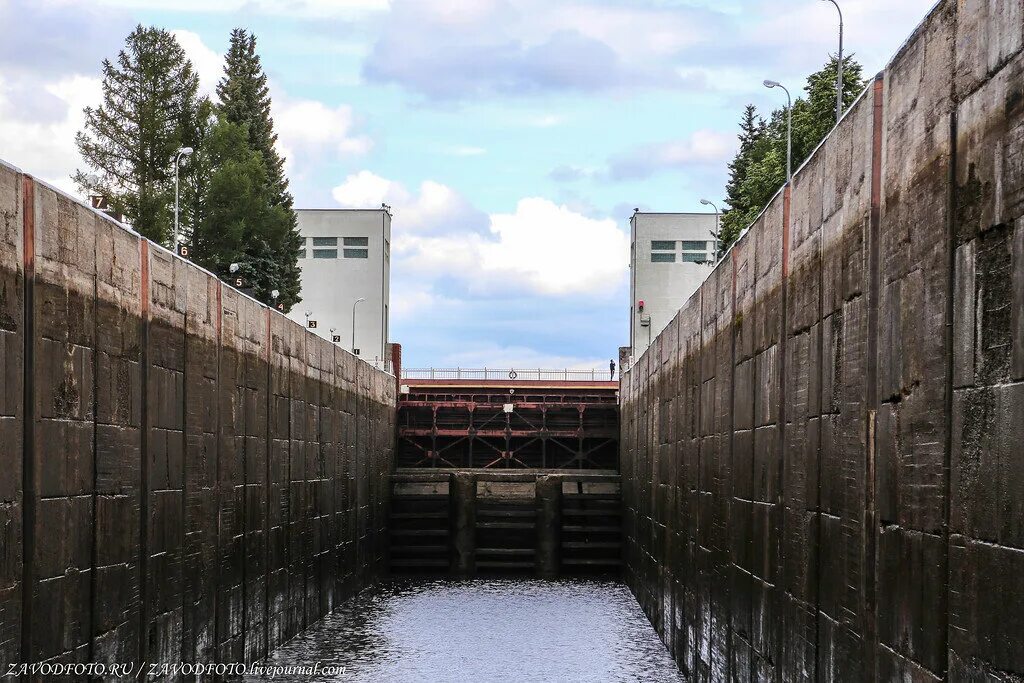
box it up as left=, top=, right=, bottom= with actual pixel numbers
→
left=249, top=579, right=686, bottom=682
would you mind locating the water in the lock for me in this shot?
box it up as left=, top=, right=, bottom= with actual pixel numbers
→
left=248, top=578, right=686, bottom=682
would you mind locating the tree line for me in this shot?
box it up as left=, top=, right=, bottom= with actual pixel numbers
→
left=717, top=55, right=867, bottom=253
left=75, top=26, right=302, bottom=312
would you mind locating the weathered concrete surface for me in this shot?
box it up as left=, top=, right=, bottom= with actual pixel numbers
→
left=0, top=163, right=396, bottom=669
left=620, top=1, right=1024, bottom=680
left=0, top=161, right=24, bottom=667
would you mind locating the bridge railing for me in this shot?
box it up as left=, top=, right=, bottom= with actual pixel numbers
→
left=401, top=367, right=614, bottom=381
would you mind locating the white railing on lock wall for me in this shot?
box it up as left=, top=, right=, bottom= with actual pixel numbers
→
left=400, top=368, right=616, bottom=381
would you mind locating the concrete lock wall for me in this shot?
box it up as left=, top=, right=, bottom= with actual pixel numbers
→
left=620, top=1, right=1024, bottom=680
left=0, top=159, right=397, bottom=669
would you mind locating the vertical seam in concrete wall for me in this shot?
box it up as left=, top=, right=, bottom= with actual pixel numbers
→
left=693, top=286, right=703, bottom=679
left=20, top=176, right=34, bottom=668
left=138, top=239, right=150, bottom=668
left=263, top=306, right=271, bottom=659
left=941, top=98, right=958, bottom=681
left=213, top=281, right=222, bottom=664
left=88, top=209, right=100, bottom=666
left=728, top=247, right=746, bottom=683
left=778, top=185, right=791, bottom=683
left=180, top=264, right=189, bottom=664
left=240, top=300, right=249, bottom=660
left=864, top=73, right=884, bottom=683
left=814, top=171, right=826, bottom=683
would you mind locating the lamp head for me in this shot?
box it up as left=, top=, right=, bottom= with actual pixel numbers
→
left=700, top=199, right=712, bottom=206
left=229, top=262, right=240, bottom=273
left=180, top=147, right=193, bottom=155
left=763, top=79, right=779, bottom=89
left=270, top=289, right=279, bottom=300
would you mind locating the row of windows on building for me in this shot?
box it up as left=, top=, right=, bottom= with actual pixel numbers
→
left=650, top=239, right=716, bottom=264
left=298, top=236, right=390, bottom=260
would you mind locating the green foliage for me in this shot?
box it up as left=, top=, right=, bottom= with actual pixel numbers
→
left=717, top=56, right=866, bottom=254
left=74, top=25, right=202, bottom=244
left=212, top=28, right=302, bottom=311
left=217, top=29, right=291, bottom=209
left=191, top=116, right=299, bottom=309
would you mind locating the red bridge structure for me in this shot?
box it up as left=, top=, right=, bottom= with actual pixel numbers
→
left=396, top=368, right=619, bottom=469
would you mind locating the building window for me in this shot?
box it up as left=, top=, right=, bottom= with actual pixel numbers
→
left=651, top=240, right=676, bottom=251
left=344, top=236, right=369, bottom=247
left=385, top=240, right=390, bottom=259
left=681, top=240, right=708, bottom=251
left=313, top=249, right=338, bottom=258
left=681, top=252, right=708, bottom=263
left=313, top=237, right=337, bottom=247
left=651, top=253, right=676, bottom=263
left=344, top=248, right=369, bottom=259
left=297, top=249, right=306, bottom=259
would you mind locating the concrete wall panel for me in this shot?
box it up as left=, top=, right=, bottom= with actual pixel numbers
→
left=0, top=162, right=24, bottom=666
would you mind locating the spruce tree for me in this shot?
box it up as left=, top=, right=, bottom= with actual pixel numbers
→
left=191, top=116, right=299, bottom=309
left=74, top=25, right=202, bottom=244
left=716, top=55, right=867, bottom=253
left=719, top=105, right=767, bottom=251
left=215, top=28, right=301, bottom=310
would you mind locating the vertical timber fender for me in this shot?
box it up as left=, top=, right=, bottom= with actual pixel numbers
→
left=620, top=1, right=1024, bottom=680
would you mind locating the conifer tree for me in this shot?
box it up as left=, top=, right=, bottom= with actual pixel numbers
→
left=74, top=25, right=202, bottom=244
left=719, top=105, right=768, bottom=251
left=214, top=28, right=301, bottom=310
left=191, top=117, right=299, bottom=309
left=716, top=55, right=866, bottom=253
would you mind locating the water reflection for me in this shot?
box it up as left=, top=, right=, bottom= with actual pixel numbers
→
left=248, top=579, right=685, bottom=682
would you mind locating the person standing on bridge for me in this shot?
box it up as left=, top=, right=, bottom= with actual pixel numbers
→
left=609, top=359, right=616, bottom=380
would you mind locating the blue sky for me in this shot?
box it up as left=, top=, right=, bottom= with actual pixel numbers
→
left=0, top=0, right=937, bottom=368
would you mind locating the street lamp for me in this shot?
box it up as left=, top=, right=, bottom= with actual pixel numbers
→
left=172, top=147, right=193, bottom=250
left=823, top=0, right=844, bottom=122
left=351, top=297, right=366, bottom=354
left=763, top=80, right=792, bottom=184
left=700, top=199, right=721, bottom=260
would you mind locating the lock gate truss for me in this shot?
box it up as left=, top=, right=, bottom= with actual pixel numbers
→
left=396, top=379, right=619, bottom=469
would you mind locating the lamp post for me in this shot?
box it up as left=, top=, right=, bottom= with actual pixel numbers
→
left=763, top=80, right=792, bottom=184
left=823, top=0, right=844, bottom=122
left=700, top=198, right=720, bottom=258
left=351, top=297, right=366, bottom=354
left=172, top=147, right=193, bottom=251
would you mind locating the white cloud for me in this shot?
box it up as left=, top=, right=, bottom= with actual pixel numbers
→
left=171, top=29, right=373, bottom=176
left=335, top=171, right=628, bottom=296
left=361, top=0, right=705, bottom=98
left=171, top=29, right=222, bottom=97
left=527, top=114, right=567, bottom=128
left=96, top=0, right=390, bottom=17
left=275, top=98, right=373, bottom=170
left=609, top=129, right=736, bottom=180
left=434, top=343, right=609, bottom=371
left=332, top=170, right=487, bottom=233
left=396, top=196, right=628, bottom=296
left=0, top=74, right=100, bottom=194
left=448, top=146, right=487, bottom=157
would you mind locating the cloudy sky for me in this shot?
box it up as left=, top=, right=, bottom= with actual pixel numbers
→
left=0, top=0, right=937, bottom=369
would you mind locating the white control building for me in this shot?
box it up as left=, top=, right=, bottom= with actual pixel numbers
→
left=288, top=208, right=391, bottom=365
left=629, top=210, right=719, bottom=362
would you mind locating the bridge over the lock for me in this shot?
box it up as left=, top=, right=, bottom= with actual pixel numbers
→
left=0, top=0, right=1023, bottom=680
